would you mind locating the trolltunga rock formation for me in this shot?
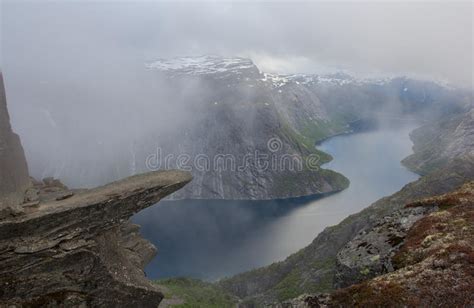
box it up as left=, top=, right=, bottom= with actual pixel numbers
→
left=0, top=170, right=191, bottom=307
left=0, top=71, right=192, bottom=306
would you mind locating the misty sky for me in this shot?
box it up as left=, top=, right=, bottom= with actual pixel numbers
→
left=1, top=1, right=473, bottom=88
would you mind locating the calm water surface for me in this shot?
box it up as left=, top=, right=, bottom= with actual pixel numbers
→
left=133, top=125, right=419, bottom=280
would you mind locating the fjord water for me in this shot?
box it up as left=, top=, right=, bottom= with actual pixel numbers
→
left=133, top=124, right=419, bottom=281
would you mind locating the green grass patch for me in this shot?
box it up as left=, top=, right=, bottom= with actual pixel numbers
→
left=273, top=268, right=303, bottom=302
left=272, top=257, right=337, bottom=302
left=154, top=278, right=238, bottom=308
left=278, top=119, right=333, bottom=164
left=300, top=118, right=347, bottom=144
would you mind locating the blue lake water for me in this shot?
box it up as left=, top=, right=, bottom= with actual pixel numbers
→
left=132, top=124, right=419, bottom=281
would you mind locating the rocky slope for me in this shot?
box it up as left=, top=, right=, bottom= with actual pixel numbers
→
left=402, top=107, right=474, bottom=174
left=278, top=181, right=474, bottom=307
left=0, top=72, right=193, bottom=307
left=333, top=204, right=437, bottom=289
left=13, top=56, right=469, bottom=200
left=219, top=105, right=474, bottom=306
left=0, top=72, right=30, bottom=214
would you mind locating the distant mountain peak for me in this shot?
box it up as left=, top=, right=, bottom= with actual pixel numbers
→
left=146, top=55, right=256, bottom=75
left=145, top=55, right=457, bottom=90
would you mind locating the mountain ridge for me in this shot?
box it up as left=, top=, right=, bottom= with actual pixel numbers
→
left=13, top=55, right=470, bottom=200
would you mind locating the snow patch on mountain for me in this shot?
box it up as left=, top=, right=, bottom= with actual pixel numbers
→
left=146, top=55, right=453, bottom=90
left=146, top=56, right=255, bottom=75
left=261, top=73, right=290, bottom=88
left=286, top=73, right=393, bottom=87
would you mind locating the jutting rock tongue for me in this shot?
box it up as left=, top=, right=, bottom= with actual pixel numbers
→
left=0, top=71, right=31, bottom=215
left=0, top=170, right=192, bottom=307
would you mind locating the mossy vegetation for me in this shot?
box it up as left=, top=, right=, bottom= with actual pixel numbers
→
left=270, top=257, right=337, bottom=302
left=330, top=281, right=408, bottom=307
left=319, top=169, right=350, bottom=190
left=267, top=114, right=350, bottom=197
left=263, top=111, right=351, bottom=198
left=277, top=113, right=334, bottom=164
left=273, top=269, right=303, bottom=301
left=300, top=117, right=348, bottom=144
left=330, top=182, right=474, bottom=308
left=154, top=278, right=238, bottom=308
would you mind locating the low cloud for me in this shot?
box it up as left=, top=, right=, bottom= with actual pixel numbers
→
left=2, top=1, right=472, bottom=87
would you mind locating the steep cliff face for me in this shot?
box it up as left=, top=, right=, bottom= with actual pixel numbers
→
left=143, top=57, right=353, bottom=200
left=403, top=107, right=474, bottom=174
left=0, top=72, right=30, bottom=214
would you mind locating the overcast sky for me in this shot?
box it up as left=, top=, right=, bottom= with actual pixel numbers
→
left=1, top=0, right=472, bottom=88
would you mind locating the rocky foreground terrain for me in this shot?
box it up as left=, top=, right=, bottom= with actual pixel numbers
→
left=0, top=71, right=192, bottom=307
left=275, top=181, right=474, bottom=307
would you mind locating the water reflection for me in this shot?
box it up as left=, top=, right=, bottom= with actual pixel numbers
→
left=133, top=124, right=419, bottom=280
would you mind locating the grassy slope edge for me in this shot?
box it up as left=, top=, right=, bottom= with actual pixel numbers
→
left=154, top=278, right=238, bottom=308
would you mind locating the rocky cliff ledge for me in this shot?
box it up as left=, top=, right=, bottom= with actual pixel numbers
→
left=0, top=170, right=192, bottom=307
